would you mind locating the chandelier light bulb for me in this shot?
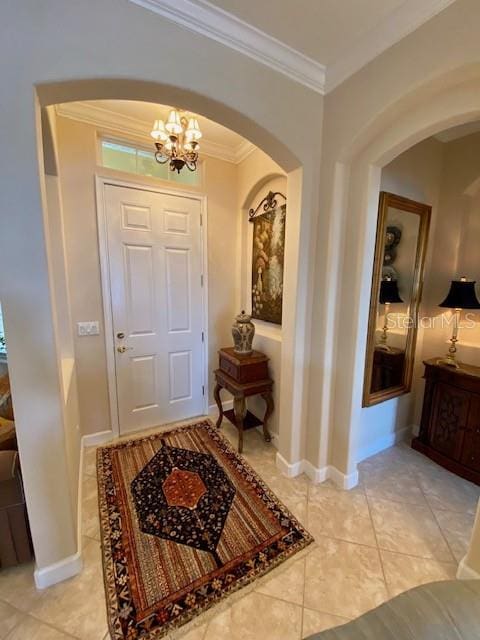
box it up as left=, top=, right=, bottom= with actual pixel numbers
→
left=165, top=109, right=182, bottom=135
left=185, top=117, right=202, bottom=141
left=151, top=119, right=168, bottom=141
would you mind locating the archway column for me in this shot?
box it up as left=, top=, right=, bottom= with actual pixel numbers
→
left=0, top=91, right=79, bottom=583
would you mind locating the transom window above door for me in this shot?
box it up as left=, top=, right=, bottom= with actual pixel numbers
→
left=100, top=138, right=202, bottom=187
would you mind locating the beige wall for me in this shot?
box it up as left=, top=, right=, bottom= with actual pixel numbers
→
left=55, top=115, right=240, bottom=432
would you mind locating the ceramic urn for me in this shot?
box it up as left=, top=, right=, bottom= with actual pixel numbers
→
left=232, top=310, right=255, bottom=355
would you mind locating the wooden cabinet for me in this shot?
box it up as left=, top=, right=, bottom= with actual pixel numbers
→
left=371, top=347, right=405, bottom=393
left=412, top=359, right=480, bottom=485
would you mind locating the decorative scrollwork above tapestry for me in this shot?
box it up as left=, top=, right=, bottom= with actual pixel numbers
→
left=248, top=191, right=286, bottom=221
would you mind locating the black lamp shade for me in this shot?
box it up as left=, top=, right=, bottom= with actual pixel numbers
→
left=439, top=280, right=480, bottom=309
left=379, top=279, right=403, bottom=304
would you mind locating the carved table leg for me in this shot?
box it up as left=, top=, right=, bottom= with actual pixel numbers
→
left=261, top=391, right=273, bottom=443
left=213, top=383, right=223, bottom=428
left=233, top=396, right=247, bottom=454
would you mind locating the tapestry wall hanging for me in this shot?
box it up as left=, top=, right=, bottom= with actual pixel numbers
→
left=250, top=191, right=286, bottom=325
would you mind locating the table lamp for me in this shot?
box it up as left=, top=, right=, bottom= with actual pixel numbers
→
left=438, top=277, right=480, bottom=367
left=378, top=277, right=403, bottom=351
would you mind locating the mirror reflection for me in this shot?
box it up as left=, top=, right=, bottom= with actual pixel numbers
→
left=363, top=193, right=431, bottom=406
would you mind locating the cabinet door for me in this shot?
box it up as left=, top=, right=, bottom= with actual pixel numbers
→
left=461, top=395, right=480, bottom=472
left=430, top=382, right=470, bottom=460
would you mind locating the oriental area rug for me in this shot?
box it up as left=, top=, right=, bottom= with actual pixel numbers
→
left=97, top=419, right=313, bottom=639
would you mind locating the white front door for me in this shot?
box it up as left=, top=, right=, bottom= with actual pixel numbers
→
left=103, top=183, right=205, bottom=434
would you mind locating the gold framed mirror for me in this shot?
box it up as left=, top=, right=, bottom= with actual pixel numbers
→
left=363, top=192, right=431, bottom=407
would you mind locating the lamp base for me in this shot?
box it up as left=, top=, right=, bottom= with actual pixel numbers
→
left=437, top=356, right=460, bottom=369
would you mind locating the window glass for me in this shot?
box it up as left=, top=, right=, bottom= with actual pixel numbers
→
left=102, top=141, right=137, bottom=174
left=101, top=139, right=201, bottom=186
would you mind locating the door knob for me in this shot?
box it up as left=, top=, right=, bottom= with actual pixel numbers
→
left=117, top=345, right=133, bottom=353
left=116, top=332, right=125, bottom=339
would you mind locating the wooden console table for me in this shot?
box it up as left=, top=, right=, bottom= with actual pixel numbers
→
left=412, top=358, right=480, bottom=485
left=213, top=348, right=273, bottom=453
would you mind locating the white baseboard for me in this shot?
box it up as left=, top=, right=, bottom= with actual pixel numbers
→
left=82, top=429, right=114, bottom=447
left=276, top=452, right=305, bottom=478
left=302, top=460, right=328, bottom=483
left=457, top=556, right=480, bottom=580
left=34, top=549, right=83, bottom=589
left=275, top=453, right=359, bottom=489
left=356, top=425, right=412, bottom=463
left=326, top=464, right=359, bottom=490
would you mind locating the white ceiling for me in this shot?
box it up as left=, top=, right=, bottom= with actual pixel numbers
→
left=56, top=100, right=255, bottom=163
left=129, top=0, right=457, bottom=92
left=203, top=0, right=405, bottom=65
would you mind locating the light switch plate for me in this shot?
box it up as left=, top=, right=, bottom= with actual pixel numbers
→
left=77, top=321, right=100, bottom=337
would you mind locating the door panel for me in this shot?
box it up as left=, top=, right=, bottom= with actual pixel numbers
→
left=165, top=248, right=190, bottom=332
left=461, top=395, right=480, bottom=472
left=124, top=244, right=155, bottom=334
left=430, top=382, right=469, bottom=460
left=169, top=351, right=192, bottom=401
left=104, top=184, right=204, bottom=434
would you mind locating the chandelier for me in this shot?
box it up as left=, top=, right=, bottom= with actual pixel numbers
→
left=151, top=109, right=202, bottom=174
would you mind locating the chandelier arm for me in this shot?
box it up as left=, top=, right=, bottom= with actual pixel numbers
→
left=154, top=151, right=168, bottom=164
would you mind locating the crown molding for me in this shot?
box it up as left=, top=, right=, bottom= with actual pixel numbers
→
left=128, top=0, right=326, bottom=94
left=129, top=0, right=455, bottom=95
left=55, top=102, right=255, bottom=164
left=326, top=0, right=457, bottom=92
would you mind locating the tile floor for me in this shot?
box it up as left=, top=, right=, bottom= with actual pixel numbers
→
left=0, top=419, right=479, bottom=640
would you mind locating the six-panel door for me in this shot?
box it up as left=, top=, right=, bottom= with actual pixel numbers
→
left=104, top=184, right=204, bottom=434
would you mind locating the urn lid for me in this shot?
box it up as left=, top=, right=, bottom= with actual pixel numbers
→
left=235, top=310, right=252, bottom=324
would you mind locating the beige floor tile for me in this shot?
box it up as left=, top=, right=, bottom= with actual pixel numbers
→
left=28, top=539, right=107, bottom=640
left=259, top=469, right=309, bottom=504
left=368, top=497, right=454, bottom=562
left=0, top=601, right=24, bottom=639
left=5, top=615, right=75, bottom=640
left=205, top=592, right=302, bottom=639
left=82, top=475, right=100, bottom=541
left=415, top=467, right=480, bottom=514
left=359, top=461, right=427, bottom=506
left=0, top=563, right=45, bottom=612
left=83, top=446, right=98, bottom=477
left=255, top=558, right=305, bottom=605
left=432, top=508, right=476, bottom=562
left=301, top=608, right=349, bottom=637
left=304, top=537, right=388, bottom=619
left=380, top=550, right=458, bottom=597
left=174, top=622, right=208, bottom=639
left=307, top=484, right=377, bottom=547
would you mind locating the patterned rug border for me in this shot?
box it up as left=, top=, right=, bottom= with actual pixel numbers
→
left=97, top=418, right=314, bottom=640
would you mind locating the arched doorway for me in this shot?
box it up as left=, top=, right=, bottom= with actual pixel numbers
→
left=1, top=76, right=312, bottom=584
left=324, top=69, right=480, bottom=481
